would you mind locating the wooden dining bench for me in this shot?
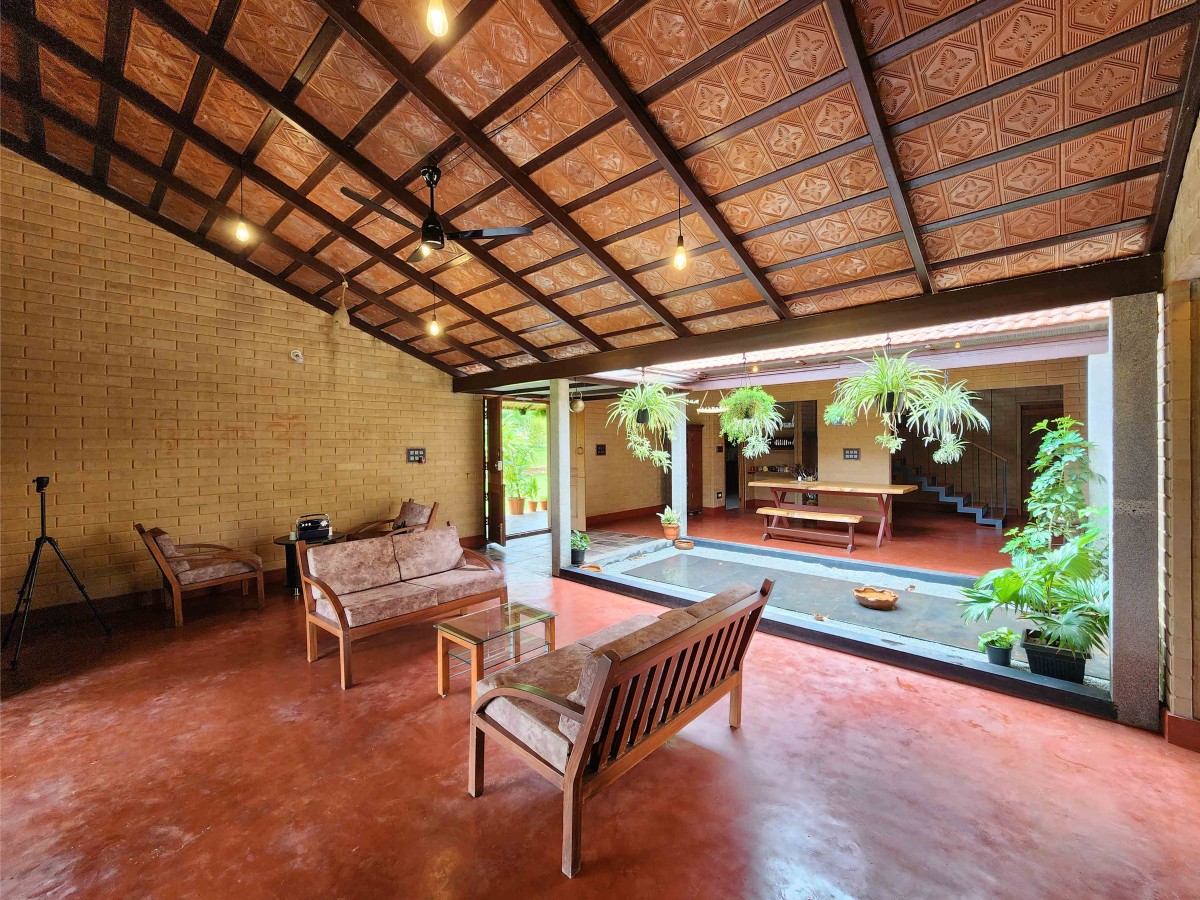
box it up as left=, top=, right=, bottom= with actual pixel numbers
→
left=759, top=507, right=862, bottom=552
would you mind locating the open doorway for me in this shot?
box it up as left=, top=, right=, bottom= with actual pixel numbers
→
left=488, top=400, right=549, bottom=542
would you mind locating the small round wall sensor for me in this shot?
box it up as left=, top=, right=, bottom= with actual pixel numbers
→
left=290, top=349, right=305, bottom=364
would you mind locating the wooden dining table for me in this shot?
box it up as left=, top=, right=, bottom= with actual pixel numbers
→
left=747, top=479, right=918, bottom=548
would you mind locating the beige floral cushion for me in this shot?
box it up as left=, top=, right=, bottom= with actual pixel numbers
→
left=393, top=526, right=464, bottom=580
left=394, top=500, right=433, bottom=529
left=314, top=582, right=438, bottom=627
left=307, top=536, right=401, bottom=596
left=148, top=529, right=189, bottom=574
left=177, top=555, right=260, bottom=585
left=406, top=566, right=504, bottom=604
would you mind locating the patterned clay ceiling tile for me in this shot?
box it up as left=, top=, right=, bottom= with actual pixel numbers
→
left=1065, top=0, right=1150, bottom=53
left=853, top=0, right=904, bottom=54
left=165, top=0, right=219, bottom=31
left=980, top=1, right=1061, bottom=84
left=1130, top=108, right=1173, bottom=166
left=685, top=306, right=777, bottom=333
left=606, top=326, right=676, bottom=348
left=876, top=273, right=923, bottom=300
left=1005, top=247, right=1059, bottom=277
left=436, top=351, right=473, bottom=366
left=949, top=219, right=1006, bottom=257
left=488, top=235, right=552, bottom=270
left=931, top=101, right=998, bottom=168
left=771, top=4, right=845, bottom=93
left=1, top=24, right=20, bottom=82
left=921, top=229, right=957, bottom=262
left=1003, top=201, right=1060, bottom=242
left=832, top=148, right=888, bottom=198
left=997, top=147, right=1061, bottom=199
left=899, top=0, right=975, bottom=39
left=381, top=319, right=424, bottom=341
left=274, top=208, right=329, bottom=251
left=1060, top=231, right=1118, bottom=265
left=254, top=119, right=330, bottom=189
left=587, top=307, right=660, bottom=334
left=942, top=170, right=1001, bottom=215
left=316, top=238, right=372, bottom=272
left=874, top=58, right=922, bottom=121
left=505, top=0, right=567, bottom=58
left=1121, top=172, right=1160, bottom=216
left=650, top=91, right=708, bottom=147
left=238, top=178, right=286, bottom=225
left=390, top=285, right=435, bottom=312
left=249, top=243, right=294, bottom=274
left=450, top=322, right=498, bottom=344
left=360, top=0, right=441, bottom=63
left=849, top=198, right=900, bottom=236
left=893, top=126, right=939, bottom=178
left=194, top=71, right=270, bottom=153
left=1065, top=43, right=1146, bottom=127
left=1115, top=223, right=1149, bottom=254
left=686, top=149, right=738, bottom=195
left=1060, top=122, right=1133, bottom=185
left=760, top=109, right=821, bottom=170
left=307, top=164, right=380, bottom=221
left=802, top=83, right=867, bottom=151
left=495, top=305, right=556, bottom=330
left=745, top=232, right=788, bottom=267
left=435, top=260, right=495, bottom=293
left=226, top=0, right=326, bottom=92
left=108, top=158, right=157, bottom=205
left=777, top=224, right=820, bottom=258
left=717, top=131, right=776, bottom=183
left=1062, top=183, right=1123, bottom=229
left=524, top=324, right=583, bottom=346
left=1145, top=23, right=1191, bottom=100
left=809, top=210, right=860, bottom=250
left=36, top=0, right=108, bottom=60
left=41, top=120, right=93, bottom=172
left=124, top=10, right=199, bottom=112
left=39, top=50, right=100, bottom=128
left=172, top=141, right=232, bottom=198
left=932, top=269, right=964, bottom=290
left=784, top=164, right=839, bottom=212
left=159, top=189, right=206, bottom=230
left=912, top=24, right=988, bottom=113
left=355, top=262, right=408, bottom=293
left=357, top=206, right=412, bottom=248
left=721, top=41, right=790, bottom=119
left=358, top=94, right=454, bottom=179
left=296, top=34, right=395, bottom=138
left=993, top=73, right=1063, bottom=149
left=544, top=342, right=596, bottom=360
left=908, top=185, right=948, bottom=224
left=288, top=266, right=330, bottom=294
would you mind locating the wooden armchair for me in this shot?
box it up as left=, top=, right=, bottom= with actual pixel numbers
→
left=348, top=499, right=439, bottom=540
left=469, top=580, right=773, bottom=877
left=135, top=524, right=264, bottom=627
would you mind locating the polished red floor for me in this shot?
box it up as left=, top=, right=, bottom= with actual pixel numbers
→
left=604, top=505, right=1013, bottom=576
left=2, top=574, right=1197, bottom=898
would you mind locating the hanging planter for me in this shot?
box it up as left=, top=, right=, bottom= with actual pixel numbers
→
left=718, top=385, right=784, bottom=459
left=607, top=382, right=688, bottom=472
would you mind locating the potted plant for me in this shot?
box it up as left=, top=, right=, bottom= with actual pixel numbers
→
left=977, top=627, right=1019, bottom=667
left=537, top=488, right=548, bottom=512
left=1013, top=417, right=1099, bottom=551
left=657, top=505, right=681, bottom=541
left=607, top=382, right=688, bottom=472
left=718, top=385, right=784, bottom=459
left=570, top=530, right=590, bottom=565
left=824, top=351, right=988, bottom=461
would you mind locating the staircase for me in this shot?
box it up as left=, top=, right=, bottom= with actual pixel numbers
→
left=892, top=438, right=1009, bottom=530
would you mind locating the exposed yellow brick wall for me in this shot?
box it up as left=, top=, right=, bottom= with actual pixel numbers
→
left=581, top=399, right=665, bottom=519
left=1165, top=118, right=1200, bottom=282
left=0, top=149, right=483, bottom=612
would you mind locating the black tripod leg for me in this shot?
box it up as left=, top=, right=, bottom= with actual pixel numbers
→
left=3, top=544, right=41, bottom=648
left=6, top=539, right=45, bottom=667
left=47, top=538, right=111, bottom=636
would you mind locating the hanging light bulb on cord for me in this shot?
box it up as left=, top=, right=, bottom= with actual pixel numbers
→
left=234, top=173, right=250, bottom=243
left=427, top=313, right=440, bottom=337
left=332, top=274, right=350, bottom=329
left=426, top=0, right=449, bottom=36
left=672, top=185, right=687, bottom=271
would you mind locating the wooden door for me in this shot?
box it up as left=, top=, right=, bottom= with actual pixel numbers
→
left=485, top=396, right=506, bottom=546
left=1019, top=402, right=1063, bottom=512
left=687, top=423, right=704, bottom=514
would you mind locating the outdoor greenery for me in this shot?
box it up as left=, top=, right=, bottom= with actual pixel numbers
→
left=607, top=382, right=689, bottom=472
left=960, top=418, right=1110, bottom=657
left=656, top=505, right=681, bottom=526
left=570, top=530, right=590, bottom=551
left=718, top=385, right=784, bottom=459
left=824, top=351, right=989, bottom=462
left=501, top=405, right=547, bottom=502
left=977, top=627, right=1019, bottom=652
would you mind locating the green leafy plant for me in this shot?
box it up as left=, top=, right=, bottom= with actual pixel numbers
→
left=960, top=529, right=1110, bottom=656
left=607, top=382, right=688, bottom=472
left=570, top=530, right=590, bottom=551
left=656, top=505, right=681, bottom=526
left=825, top=351, right=988, bottom=462
left=502, top=442, right=532, bottom=500
left=719, top=385, right=784, bottom=459
left=977, top=627, right=1019, bottom=651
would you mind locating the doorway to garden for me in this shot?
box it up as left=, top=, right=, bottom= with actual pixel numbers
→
left=484, top=399, right=549, bottom=545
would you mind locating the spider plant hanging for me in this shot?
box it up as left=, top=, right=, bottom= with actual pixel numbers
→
left=718, top=385, right=783, bottom=459
left=607, top=381, right=688, bottom=472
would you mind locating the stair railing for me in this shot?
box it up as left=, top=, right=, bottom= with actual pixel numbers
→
left=894, top=431, right=1009, bottom=526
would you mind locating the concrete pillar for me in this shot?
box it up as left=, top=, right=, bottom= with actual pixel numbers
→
left=671, top=411, right=688, bottom=537
left=548, top=379, right=572, bottom=575
left=1086, top=350, right=1113, bottom=513
left=1109, top=293, right=1162, bottom=730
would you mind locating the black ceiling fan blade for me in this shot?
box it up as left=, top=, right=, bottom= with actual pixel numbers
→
left=340, top=188, right=419, bottom=230
left=447, top=226, right=534, bottom=240
left=405, top=243, right=436, bottom=264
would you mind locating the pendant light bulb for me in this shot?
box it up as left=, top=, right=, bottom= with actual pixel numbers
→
left=235, top=220, right=250, bottom=243
left=234, top=175, right=250, bottom=243
left=428, top=314, right=440, bottom=337
left=426, top=0, right=449, bottom=37
left=672, top=234, right=687, bottom=271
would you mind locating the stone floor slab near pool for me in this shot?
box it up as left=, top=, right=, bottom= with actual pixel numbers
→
left=601, top=543, right=1110, bottom=681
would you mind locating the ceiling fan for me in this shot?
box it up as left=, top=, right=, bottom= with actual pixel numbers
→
left=341, top=164, right=533, bottom=263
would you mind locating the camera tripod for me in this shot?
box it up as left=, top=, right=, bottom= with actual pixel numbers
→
left=3, top=477, right=111, bottom=669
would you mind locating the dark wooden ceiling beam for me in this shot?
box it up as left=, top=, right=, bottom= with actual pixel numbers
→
left=1150, top=14, right=1200, bottom=250
left=311, top=0, right=691, bottom=337
left=12, top=19, right=43, bottom=151
left=93, top=0, right=132, bottom=184
left=452, top=253, right=1162, bottom=391
left=0, top=132, right=462, bottom=376
left=826, top=0, right=932, bottom=293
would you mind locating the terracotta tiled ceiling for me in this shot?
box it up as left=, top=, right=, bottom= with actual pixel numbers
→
left=2, top=0, right=1195, bottom=377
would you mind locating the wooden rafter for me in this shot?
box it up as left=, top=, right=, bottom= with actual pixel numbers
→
left=1151, top=9, right=1200, bottom=250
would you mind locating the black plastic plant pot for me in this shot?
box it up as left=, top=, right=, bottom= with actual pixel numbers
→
left=884, top=391, right=897, bottom=414
left=985, top=645, right=1012, bottom=667
left=571, top=548, right=586, bottom=566
left=635, top=409, right=650, bottom=425
left=1022, top=630, right=1088, bottom=683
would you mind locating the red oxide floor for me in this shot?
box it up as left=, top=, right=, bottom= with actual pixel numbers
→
left=602, top=506, right=1014, bottom=577
left=2, top=571, right=1197, bottom=898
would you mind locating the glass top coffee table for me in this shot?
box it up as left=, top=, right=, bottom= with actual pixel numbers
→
left=435, top=602, right=556, bottom=701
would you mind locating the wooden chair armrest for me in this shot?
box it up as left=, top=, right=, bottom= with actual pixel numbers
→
left=387, top=522, right=427, bottom=535
left=472, top=684, right=585, bottom=722
left=176, top=542, right=233, bottom=552
left=182, top=550, right=262, bottom=570
left=461, top=548, right=499, bottom=572
left=349, top=520, right=392, bottom=535
left=302, top=574, right=350, bottom=629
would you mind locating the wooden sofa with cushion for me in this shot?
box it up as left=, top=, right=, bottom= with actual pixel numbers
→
left=348, top=499, right=439, bottom=540
left=468, top=579, right=773, bottom=877
left=298, top=525, right=505, bottom=689
left=135, top=523, right=264, bottom=627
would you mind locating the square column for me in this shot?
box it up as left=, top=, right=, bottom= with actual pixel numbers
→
left=671, top=411, right=688, bottom=538
left=548, top=379, right=572, bottom=575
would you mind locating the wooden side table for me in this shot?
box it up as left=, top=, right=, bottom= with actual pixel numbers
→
left=273, top=532, right=347, bottom=595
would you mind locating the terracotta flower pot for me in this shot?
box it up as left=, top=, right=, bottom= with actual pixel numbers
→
left=526, top=499, right=538, bottom=513
left=506, top=498, right=524, bottom=516
left=538, top=500, right=548, bottom=511
left=662, top=524, right=680, bottom=541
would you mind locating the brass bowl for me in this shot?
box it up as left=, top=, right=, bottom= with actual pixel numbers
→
left=578, top=564, right=603, bottom=573
left=674, top=539, right=695, bottom=550
left=853, top=586, right=899, bottom=610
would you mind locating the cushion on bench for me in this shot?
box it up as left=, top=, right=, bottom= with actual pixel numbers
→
left=576, top=614, right=660, bottom=650
left=394, top=499, right=433, bottom=530
left=177, top=555, right=261, bottom=585
left=477, top=644, right=592, bottom=773
left=394, top=526, right=464, bottom=580
left=314, top=581, right=437, bottom=627
left=407, top=565, right=504, bottom=604
left=559, top=609, right=697, bottom=742
left=683, top=582, right=758, bottom=620
left=307, top=536, right=400, bottom=596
